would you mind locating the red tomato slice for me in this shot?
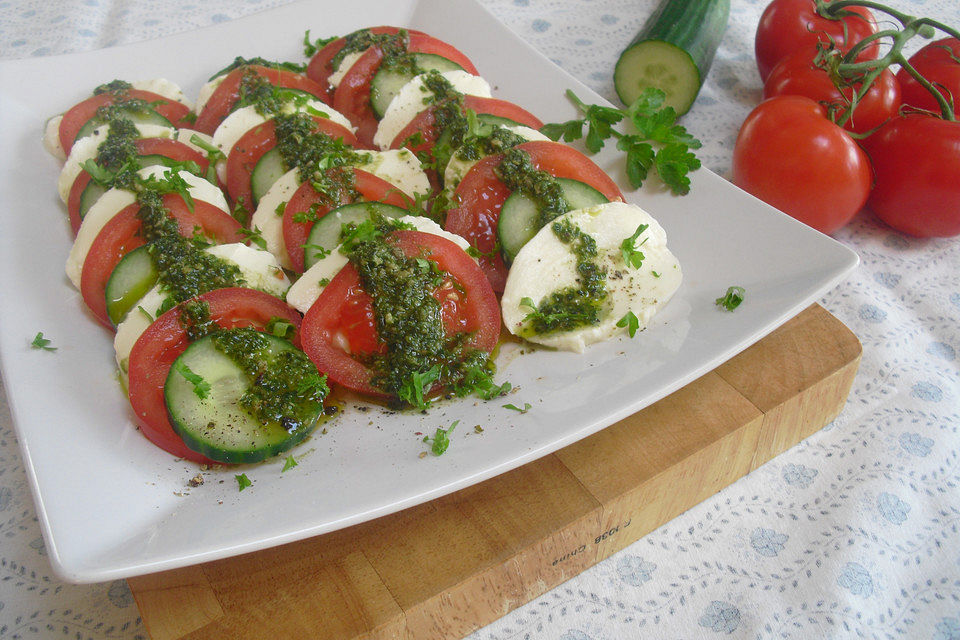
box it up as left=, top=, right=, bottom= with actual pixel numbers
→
left=300, top=230, right=500, bottom=399
left=444, top=140, right=624, bottom=291
left=306, top=26, right=412, bottom=103
left=282, top=168, right=412, bottom=273
left=224, top=115, right=360, bottom=214
left=333, top=32, right=480, bottom=147
left=58, top=90, right=193, bottom=155
left=67, top=137, right=211, bottom=234
left=193, top=66, right=329, bottom=134
left=127, top=287, right=302, bottom=463
left=80, top=193, right=244, bottom=327
left=389, top=95, right=544, bottom=152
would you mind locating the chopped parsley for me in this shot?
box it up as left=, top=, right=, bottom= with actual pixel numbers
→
left=236, top=473, right=253, bottom=491
left=503, top=402, right=531, bottom=413
left=620, top=223, right=649, bottom=269
left=716, top=286, right=746, bottom=311
left=282, top=455, right=299, bottom=472
left=29, top=332, right=56, bottom=352
left=172, top=360, right=211, bottom=399
left=423, top=420, right=459, bottom=456
left=617, top=310, right=640, bottom=337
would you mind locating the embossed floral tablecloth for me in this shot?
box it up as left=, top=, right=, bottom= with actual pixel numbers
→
left=2, top=1, right=960, bottom=638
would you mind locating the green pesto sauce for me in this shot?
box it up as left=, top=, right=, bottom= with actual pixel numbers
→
left=333, top=29, right=411, bottom=73
left=522, top=218, right=607, bottom=336
left=495, top=148, right=569, bottom=228
left=93, top=79, right=133, bottom=97
left=342, top=222, right=484, bottom=402
left=235, top=68, right=283, bottom=116
left=455, top=123, right=527, bottom=163
left=177, top=299, right=218, bottom=343
left=207, top=56, right=306, bottom=82
left=210, top=327, right=329, bottom=431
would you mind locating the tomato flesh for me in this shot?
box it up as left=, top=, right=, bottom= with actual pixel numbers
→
left=127, top=288, right=302, bottom=463
left=306, top=26, right=413, bottom=103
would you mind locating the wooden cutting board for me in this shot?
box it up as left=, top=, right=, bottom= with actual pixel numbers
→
left=129, top=304, right=861, bottom=640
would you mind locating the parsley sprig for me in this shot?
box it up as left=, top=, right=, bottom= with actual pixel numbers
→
left=541, top=88, right=702, bottom=195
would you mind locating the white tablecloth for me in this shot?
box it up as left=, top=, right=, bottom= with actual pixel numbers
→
left=1, top=1, right=959, bottom=638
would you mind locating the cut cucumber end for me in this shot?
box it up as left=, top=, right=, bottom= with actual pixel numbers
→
left=251, top=147, right=288, bottom=205
left=105, top=245, right=159, bottom=326
left=614, top=41, right=702, bottom=115
left=370, top=53, right=466, bottom=119
left=304, top=201, right=408, bottom=269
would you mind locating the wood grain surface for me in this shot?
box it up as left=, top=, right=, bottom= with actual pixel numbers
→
left=129, top=304, right=861, bottom=640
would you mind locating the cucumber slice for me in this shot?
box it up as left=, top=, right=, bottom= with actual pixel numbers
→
left=370, top=53, right=466, bottom=119
left=432, top=113, right=525, bottom=179
left=74, top=106, right=173, bottom=142
left=251, top=148, right=287, bottom=205
left=165, top=331, right=324, bottom=464
left=498, top=178, right=608, bottom=262
left=614, top=0, right=730, bottom=115
left=304, top=201, right=408, bottom=269
left=78, top=154, right=197, bottom=221
left=105, top=245, right=159, bottom=326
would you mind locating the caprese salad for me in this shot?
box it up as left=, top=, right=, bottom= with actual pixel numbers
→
left=42, top=25, right=682, bottom=466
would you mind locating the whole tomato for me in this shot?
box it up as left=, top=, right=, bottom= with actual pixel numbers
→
left=732, top=95, right=872, bottom=235
left=763, top=48, right=901, bottom=133
left=896, top=37, right=960, bottom=116
left=861, top=114, right=960, bottom=237
left=755, top=0, right=880, bottom=81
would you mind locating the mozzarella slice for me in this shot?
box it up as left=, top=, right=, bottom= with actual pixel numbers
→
left=501, top=202, right=682, bottom=353
left=285, top=215, right=471, bottom=314
left=373, top=70, right=492, bottom=150
left=354, top=149, right=430, bottom=200
left=57, top=123, right=176, bottom=203
left=43, top=115, right=66, bottom=161
left=65, top=167, right=229, bottom=289
left=194, top=74, right=226, bottom=118
left=328, top=51, right=364, bottom=89
left=443, top=125, right=550, bottom=194
left=113, top=243, right=291, bottom=378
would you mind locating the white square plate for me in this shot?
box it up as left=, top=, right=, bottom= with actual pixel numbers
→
left=0, top=0, right=857, bottom=583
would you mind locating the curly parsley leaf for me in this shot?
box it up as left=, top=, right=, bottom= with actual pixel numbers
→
left=30, top=332, right=56, bottom=352
left=716, top=286, right=746, bottom=311
left=620, top=223, right=649, bottom=269
left=654, top=144, right=700, bottom=196
left=617, top=310, right=640, bottom=338
left=423, top=420, right=459, bottom=456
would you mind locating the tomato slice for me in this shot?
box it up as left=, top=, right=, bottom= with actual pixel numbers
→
left=300, top=230, right=500, bottom=399
left=67, top=137, right=211, bottom=234
left=282, top=168, right=412, bottom=273
left=306, top=26, right=412, bottom=103
left=224, top=116, right=360, bottom=214
left=444, top=140, right=624, bottom=291
left=58, top=90, right=193, bottom=155
left=194, top=66, right=329, bottom=134
left=127, top=287, right=302, bottom=463
left=390, top=95, right=544, bottom=153
left=80, top=193, right=244, bottom=327
left=333, top=32, right=480, bottom=147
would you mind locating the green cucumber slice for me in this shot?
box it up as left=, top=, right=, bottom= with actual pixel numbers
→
left=303, top=201, right=408, bottom=269
left=614, top=0, right=730, bottom=114
left=432, top=113, right=525, bottom=179
left=78, top=154, right=197, bottom=221
left=74, top=106, right=173, bottom=142
left=251, top=147, right=287, bottom=205
left=497, top=178, right=608, bottom=262
left=105, top=245, right=159, bottom=326
left=370, top=53, right=466, bottom=119
left=165, top=331, right=324, bottom=464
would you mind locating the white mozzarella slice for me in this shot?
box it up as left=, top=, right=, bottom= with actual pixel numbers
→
left=66, top=167, right=229, bottom=290
left=250, top=168, right=300, bottom=270
left=175, top=129, right=215, bottom=156
left=195, top=74, right=226, bottom=118
left=355, top=149, right=430, bottom=200
left=113, top=243, right=291, bottom=377
left=132, top=78, right=192, bottom=110
left=373, top=70, right=492, bottom=150
left=43, top=115, right=66, bottom=161
left=212, top=101, right=356, bottom=184
left=442, top=125, right=550, bottom=195
left=328, top=51, right=364, bottom=90
left=285, top=215, right=471, bottom=315
left=501, top=202, right=682, bottom=353
left=57, top=123, right=176, bottom=203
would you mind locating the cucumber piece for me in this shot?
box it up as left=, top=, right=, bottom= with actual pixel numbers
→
left=105, top=245, right=159, bottom=326
left=303, top=201, right=408, bottom=269
left=78, top=154, right=197, bottom=221
left=74, top=106, right=173, bottom=142
left=614, top=0, right=730, bottom=115
left=498, top=178, right=609, bottom=262
left=433, top=113, right=525, bottom=179
left=370, top=53, right=466, bottom=119
left=250, top=147, right=287, bottom=205
left=165, top=331, right=324, bottom=464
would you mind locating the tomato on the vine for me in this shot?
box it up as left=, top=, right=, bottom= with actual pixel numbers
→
left=732, top=95, right=872, bottom=235
left=897, top=37, right=960, bottom=116
left=755, top=0, right=880, bottom=81
left=861, top=114, right=960, bottom=237
left=763, top=48, right=901, bottom=133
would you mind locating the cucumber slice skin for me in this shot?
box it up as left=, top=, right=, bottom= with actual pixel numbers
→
left=370, top=53, right=466, bottom=119
left=165, top=333, right=323, bottom=464
left=74, top=107, right=173, bottom=142
left=614, top=0, right=730, bottom=114
left=497, top=178, right=609, bottom=262
left=105, top=245, right=159, bottom=326
left=250, top=148, right=287, bottom=205
left=304, top=201, right=408, bottom=269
